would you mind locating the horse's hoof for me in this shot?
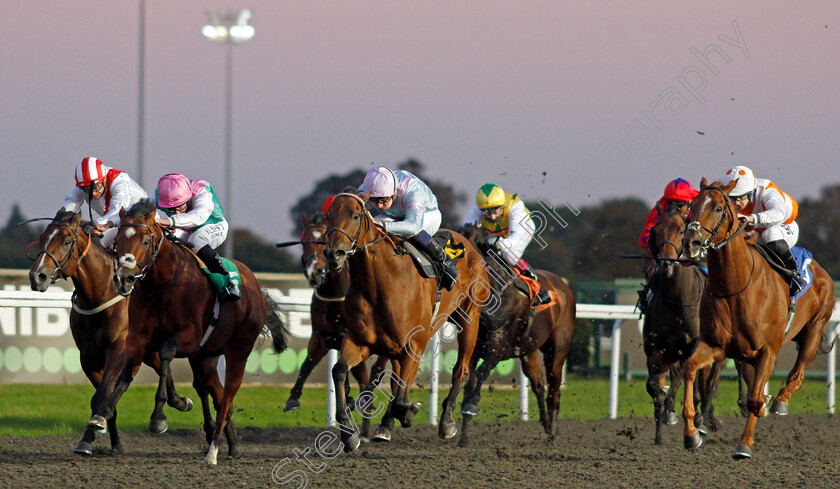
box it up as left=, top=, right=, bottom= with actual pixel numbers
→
left=87, top=415, right=107, bottom=432
left=660, top=410, right=679, bottom=426
left=148, top=418, right=168, bottom=434
left=204, top=453, right=218, bottom=465
left=73, top=441, right=93, bottom=456
left=683, top=432, right=702, bottom=450
left=178, top=397, right=194, bottom=413
left=372, top=426, right=391, bottom=443
left=769, top=399, right=789, bottom=416
left=343, top=434, right=361, bottom=453
left=283, top=399, right=301, bottom=412
left=732, top=444, right=752, bottom=460
left=359, top=436, right=370, bottom=444
left=95, top=424, right=107, bottom=435
left=460, top=403, right=479, bottom=417
left=439, top=421, right=457, bottom=440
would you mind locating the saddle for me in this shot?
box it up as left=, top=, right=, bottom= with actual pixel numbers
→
left=396, top=230, right=465, bottom=286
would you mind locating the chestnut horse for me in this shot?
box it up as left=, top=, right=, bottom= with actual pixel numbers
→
left=28, top=210, right=194, bottom=455
left=643, top=207, right=727, bottom=445
left=86, top=199, right=289, bottom=465
left=323, top=193, right=490, bottom=452
left=681, top=179, right=835, bottom=459
left=457, top=224, right=576, bottom=446
left=284, top=211, right=387, bottom=441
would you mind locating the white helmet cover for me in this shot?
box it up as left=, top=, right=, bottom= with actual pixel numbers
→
left=723, top=165, right=757, bottom=198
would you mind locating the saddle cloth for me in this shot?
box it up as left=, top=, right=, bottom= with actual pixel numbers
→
left=181, top=244, right=240, bottom=295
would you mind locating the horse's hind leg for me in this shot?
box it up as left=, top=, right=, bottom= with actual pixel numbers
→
left=285, top=335, right=328, bottom=412
left=204, top=351, right=249, bottom=465
left=733, top=348, right=775, bottom=459
left=645, top=352, right=670, bottom=445
left=190, top=356, right=220, bottom=446
left=522, top=351, right=549, bottom=436
left=771, top=319, right=824, bottom=414
left=440, top=306, right=480, bottom=441
left=149, top=337, right=178, bottom=434
left=700, top=359, right=726, bottom=431
left=458, top=353, right=482, bottom=448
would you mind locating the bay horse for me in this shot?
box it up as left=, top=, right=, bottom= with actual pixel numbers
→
left=285, top=211, right=387, bottom=441
left=28, top=209, right=194, bottom=455
left=457, top=224, right=575, bottom=446
left=86, top=199, right=289, bottom=465
left=323, top=192, right=490, bottom=452
left=681, top=178, right=835, bottom=459
left=643, top=206, right=727, bottom=445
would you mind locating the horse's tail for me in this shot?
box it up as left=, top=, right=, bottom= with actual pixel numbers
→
left=817, top=330, right=837, bottom=356
left=262, top=289, right=291, bottom=354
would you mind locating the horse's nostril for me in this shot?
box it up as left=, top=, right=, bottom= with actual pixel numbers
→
left=37, top=273, right=47, bottom=283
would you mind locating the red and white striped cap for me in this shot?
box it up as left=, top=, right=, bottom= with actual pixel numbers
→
left=74, top=157, right=107, bottom=187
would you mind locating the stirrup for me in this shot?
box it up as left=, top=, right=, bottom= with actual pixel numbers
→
left=535, top=288, right=551, bottom=306
left=220, top=280, right=241, bottom=302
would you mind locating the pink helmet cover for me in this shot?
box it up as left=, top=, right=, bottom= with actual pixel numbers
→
left=362, top=167, right=397, bottom=198
left=157, top=173, right=192, bottom=208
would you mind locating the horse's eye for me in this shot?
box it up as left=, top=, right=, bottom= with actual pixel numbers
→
left=353, top=212, right=360, bottom=220
left=679, top=229, right=684, bottom=235
left=715, top=206, right=723, bottom=212
left=64, top=239, right=72, bottom=246
left=143, top=237, right=151, bottom=246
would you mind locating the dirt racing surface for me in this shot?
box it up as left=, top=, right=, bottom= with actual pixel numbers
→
left=1, top=414, right=839, bottom=488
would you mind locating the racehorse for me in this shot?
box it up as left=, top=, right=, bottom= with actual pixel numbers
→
left=456, top=224, right=575, bottom=446
left=323, top=192, right=490, bottom=452
left=84, top=199, right=289, bottom=465
left=643, top=206, right=727, bottom=445
left=284, top=211, right=387, bottom=441
left=28, top=209, right=194, bottom=455
left=680, top=178, right=835, bottom=459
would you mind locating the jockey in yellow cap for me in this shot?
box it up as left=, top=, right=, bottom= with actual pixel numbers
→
left=463, top=183, right=551, bottom=305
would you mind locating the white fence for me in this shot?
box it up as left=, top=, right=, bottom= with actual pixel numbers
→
left=2, top=290, right=839, bottom=420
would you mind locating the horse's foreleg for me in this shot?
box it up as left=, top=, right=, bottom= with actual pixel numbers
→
left=89, top=340, right=144, bottom=432
left=458, top=353, right=482, bottom=448
left=349, top=361, right=371, bottom=439
left=772, top=320, right=823, bottom=413
left=680, top=341, right=718, bottom=450
left=285, top=336, right=328, bottom=412
left=461, top=353, right=496, bottom=416
left=700, top=359, right=726, bottom=431
left=333, top=337, right=368, bottom=453
left=645, top=351, right=671, bottom=445
left=149, top=337, right=178, bottom=434
left=373, top=359, right=400, bottom=444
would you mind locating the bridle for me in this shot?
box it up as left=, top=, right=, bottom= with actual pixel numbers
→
left=301, top=223, right=328, bottom=282
left=114, top=221, right=164, bottom=283
left=685, top=186, right=748, bottom=252
left=325, top=193, right=387, bottom=256
left=31, top=220, right=92, bottom=284
left=685, top=185, right=754, bottom=297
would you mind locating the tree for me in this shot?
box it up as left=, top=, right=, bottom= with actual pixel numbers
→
left=0, top=204, right=40, bottom=269
left=396, top=159, right=467, bottom=229
left=795, top=184, right=840, bottom=278
left=231, top=228, right=299, bottom=273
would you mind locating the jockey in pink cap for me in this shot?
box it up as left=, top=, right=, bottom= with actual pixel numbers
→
left=62, top=157, right=148, bottom=248
left=154, top=173, right=240, bottom=301
left=360, top=166, right=458, bottom=290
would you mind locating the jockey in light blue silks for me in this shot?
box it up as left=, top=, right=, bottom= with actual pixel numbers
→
left=154, top=172, right=240, bottom=301
left=359, top=166, right=458, bottom=290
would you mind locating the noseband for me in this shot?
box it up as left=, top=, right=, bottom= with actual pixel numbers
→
left=686, top=186, right=748, bottom=252
left=33, top=222, right=92, bottom=284
left=114, top=222, right=164, bottom=282
left=325, top=193, right=387, bottom=255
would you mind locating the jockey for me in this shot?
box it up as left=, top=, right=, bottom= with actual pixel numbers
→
left=360, top=166, right=458, bottom=291
left=62, top=157, right=148, bottom=248
left=722, top=165, right=807, bottom=295
left=463, top=183, right=551, bottom=306
left=153, top=173, right=240, bottom=301
left=636, top=178, right=699, bottom=313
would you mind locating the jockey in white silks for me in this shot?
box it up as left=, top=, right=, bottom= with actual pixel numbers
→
left=359, top=166, right=458, bottom=290
left=62, top=157, right=148, bottom=248
left=722, top=165, right=807, bottom=295
left=463, top=183, right=551, bottom=305
left=154, top=172, right=240, bottom=301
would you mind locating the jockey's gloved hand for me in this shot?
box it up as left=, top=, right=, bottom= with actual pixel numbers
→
left=486, top=235, right=500, bottom=249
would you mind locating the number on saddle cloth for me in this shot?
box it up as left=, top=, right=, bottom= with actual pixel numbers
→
left=199, top=257, right=241, bottom=295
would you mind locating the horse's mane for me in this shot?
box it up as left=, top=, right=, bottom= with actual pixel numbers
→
left=310, top=212, right=326, bottom=226
left=125, top=198, right=157, bottom=218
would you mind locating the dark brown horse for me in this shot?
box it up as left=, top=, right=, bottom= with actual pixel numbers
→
left=284, top=212, right=387, bottom=441
left=457, top=224, right=576, bottom=446
left=643, top=206, right=727, bottom=445
left=28, top=210, right=194, bottom=455
left=681, top=179, right=835, bottom=458
left=85, top=199, right=289, bottom=465
left=323, top=193, right=490, bottom=452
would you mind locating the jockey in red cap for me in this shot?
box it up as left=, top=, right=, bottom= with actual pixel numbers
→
left=636, top=178, right=699, bottom=314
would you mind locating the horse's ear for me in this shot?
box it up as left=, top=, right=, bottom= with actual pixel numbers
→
left=301, top=212, right=311, bottom=227
left=119, top=207, right=126, bottom=221
left=722, top=178, right=738, bottom=194
left=359, top=193, right=371, bottom=203
left=700, top=177, right=709, bottom=188
left=70, top=212, right=82, bottom=225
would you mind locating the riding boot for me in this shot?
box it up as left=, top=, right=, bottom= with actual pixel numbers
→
left=519, top=264, right=551, bottom=306
left=765, top=240, right=807, bottom=296
left=412, top=231, right=457, bottom=291
left=196, top=244, right=241, bottom=302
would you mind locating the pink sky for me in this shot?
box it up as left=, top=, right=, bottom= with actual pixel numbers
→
left=1, top=1, right=838, bottom=241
